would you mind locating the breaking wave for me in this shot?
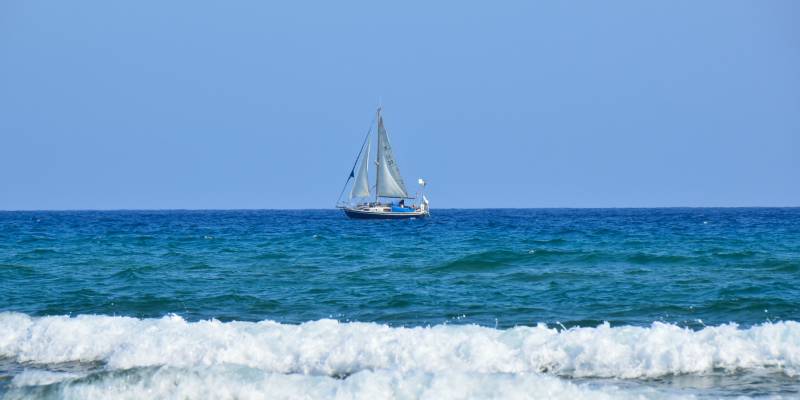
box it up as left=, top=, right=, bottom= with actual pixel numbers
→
left=1, top=312, right=798, bottom=380
left=3, top=367, right=691, bottom=400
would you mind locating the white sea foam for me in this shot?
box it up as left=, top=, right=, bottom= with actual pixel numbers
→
left=1, top=312, right=798, bottom=380
left=2, top=366, right=692, bottom=400
left=10, top=370, right=85, bottom=387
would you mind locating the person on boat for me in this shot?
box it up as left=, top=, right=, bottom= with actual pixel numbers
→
left=399, top=199, right=405, bottom=208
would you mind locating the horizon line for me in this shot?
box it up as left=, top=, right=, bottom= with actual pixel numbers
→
left=1, top=206, right=798, bottom=212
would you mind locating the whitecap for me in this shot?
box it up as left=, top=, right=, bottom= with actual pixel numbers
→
left=0, top=312, right=798, bottom=380
left=3, top=366, right=692, bottom=400
left=10, top=369, right=84, bottom=387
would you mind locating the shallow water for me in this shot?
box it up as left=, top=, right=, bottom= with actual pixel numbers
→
left=1, top=208, right=798, bottom=398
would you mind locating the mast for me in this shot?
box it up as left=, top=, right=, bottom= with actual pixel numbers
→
left=374, top=107, right=381, bottom=204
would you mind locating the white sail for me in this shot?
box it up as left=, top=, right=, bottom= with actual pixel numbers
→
left=350, top=137, right=371, bottom=199
left=376, top=113, right=409, bottom=198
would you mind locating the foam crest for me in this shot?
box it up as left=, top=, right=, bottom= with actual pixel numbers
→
left=10, top=370, right=85, bottom=387
left=2, top=366, right=691, bottom=400
left=1, top=312, right=798, bottom=379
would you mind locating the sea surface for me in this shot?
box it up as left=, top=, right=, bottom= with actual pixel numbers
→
left=0, top=208, right=798, bottom=399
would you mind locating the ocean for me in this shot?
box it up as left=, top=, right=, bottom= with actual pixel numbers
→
left=0, top=208, right=798, bottom=399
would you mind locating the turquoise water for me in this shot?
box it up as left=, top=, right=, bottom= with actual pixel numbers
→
left=1, top=209, right=799, bottom=399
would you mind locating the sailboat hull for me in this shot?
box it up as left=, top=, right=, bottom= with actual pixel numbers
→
left=343, top=207, right=429, bottom=220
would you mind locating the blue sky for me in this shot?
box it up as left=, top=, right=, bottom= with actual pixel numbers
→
left=1, top=1, right=798, bottom=209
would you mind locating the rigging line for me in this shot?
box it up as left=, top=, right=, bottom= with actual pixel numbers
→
left=335, top=112, right=377, bottom=206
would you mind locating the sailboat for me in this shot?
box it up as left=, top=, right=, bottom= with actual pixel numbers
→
left=336, top=107, right=430, bottom=219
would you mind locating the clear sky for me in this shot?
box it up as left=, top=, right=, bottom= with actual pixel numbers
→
left=1, top=1, right=798, bottom=209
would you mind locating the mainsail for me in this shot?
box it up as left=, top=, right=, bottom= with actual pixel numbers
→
left=375, top=112, right=410, bottom=198
left=350, top=137, right=371, bottom=199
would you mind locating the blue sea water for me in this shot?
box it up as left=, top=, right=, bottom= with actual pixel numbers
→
left=0, top=208, right=798, bottom=399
